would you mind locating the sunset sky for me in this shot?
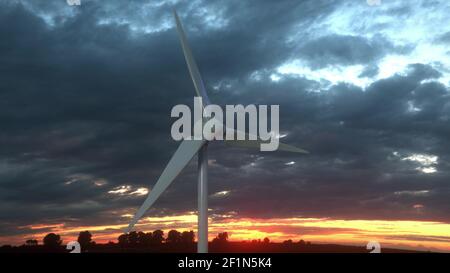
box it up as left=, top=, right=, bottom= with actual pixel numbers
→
left=1, top=0, right=450, bottom=252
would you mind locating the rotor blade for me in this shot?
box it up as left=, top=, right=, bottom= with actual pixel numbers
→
left=173, top=10, right=211, bottom=105
left=224, top=128, right=308, bottom=153
left=225, top=139, right=309, bottom=153
left=126, top=139, right=206, bottom=232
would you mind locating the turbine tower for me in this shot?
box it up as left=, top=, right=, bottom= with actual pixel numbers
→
left=125, top=10, right=308, bottom=253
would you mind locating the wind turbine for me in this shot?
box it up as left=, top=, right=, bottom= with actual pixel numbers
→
left=125, top=10, right=308, bottom=253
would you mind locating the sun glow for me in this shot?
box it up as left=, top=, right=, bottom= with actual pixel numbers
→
left=3, top=214, right=449, bottom=252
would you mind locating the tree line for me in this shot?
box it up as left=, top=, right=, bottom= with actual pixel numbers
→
left=18, top=230, right=231, bottom=249
left=0, top=229, right=321, bottom=253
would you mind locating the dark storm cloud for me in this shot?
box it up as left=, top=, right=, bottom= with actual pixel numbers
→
left=0, top=0, right=340, bottom=227
left=436, top=31, right=450, bottom=44
left=359, top=65, right=379, bottom=78
left=206, top=63, right=450, bottom=221
left=298, top=34, right=398, bottom=69
left=0, top=0, right=450, bottom=241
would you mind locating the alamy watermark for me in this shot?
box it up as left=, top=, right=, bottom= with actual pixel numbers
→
left=366, top=241, right=381, bottom=253
left=171, top=97, right=280, bottom=151
left=66, top=241, right=81, bottom=253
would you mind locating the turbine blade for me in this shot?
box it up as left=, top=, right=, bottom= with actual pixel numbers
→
left=126, top=139, right=206, bottom=232
left=173, top=10, right=211, bottom=105
left=224, top=128, right=308, bottom=153
left=225, top=139, right=309, bottom=154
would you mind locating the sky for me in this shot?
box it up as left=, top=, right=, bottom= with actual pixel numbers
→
left=0, top=0, right=450, bottom=251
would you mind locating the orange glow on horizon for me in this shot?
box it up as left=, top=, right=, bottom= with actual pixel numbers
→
left=2, top=214, right=449, bottom=252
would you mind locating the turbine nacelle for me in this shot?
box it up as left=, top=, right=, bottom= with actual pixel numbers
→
left=171, top=96, right=285, bottom=151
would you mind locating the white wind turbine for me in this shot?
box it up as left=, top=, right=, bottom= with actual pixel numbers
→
left=125, top=11, right=308, bottom=253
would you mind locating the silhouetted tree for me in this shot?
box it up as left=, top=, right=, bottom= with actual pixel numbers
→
left=137, top=231, right=153, bottom=246
left=43, top=233, right=62, bottom=248
left=77, top=231, right=93, bottom=250
left=25, top=239, right=38, bottom=246
left=166, top=230, right=181, bottom=244
left=180, top=230, right=195, bottom=244
left=217, top=232, right=228, bottom=242
left=152, top=230, right=164, bottom=244
left=263, top=237, right=270, bottom=244
left=118, top=233, right=129, bottom=247
left=298, top=239, right=306, bottom=247
left=136, top=231, right=145, bottom=245
left=0, top=245, right=12, bottom=252
left=212, top=232, right=229, bottom=245
left=128, top=231, right=139, bottom=246
left=283, top=239, right=293, bottom=245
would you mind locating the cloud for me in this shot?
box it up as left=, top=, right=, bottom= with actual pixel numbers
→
left=298, top=34, right=397, bottom=69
